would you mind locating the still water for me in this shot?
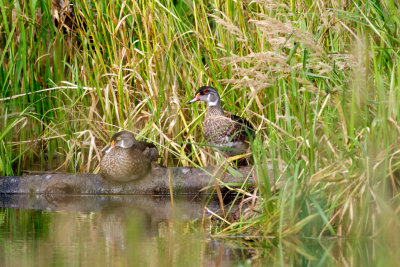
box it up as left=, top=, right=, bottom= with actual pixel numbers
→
left=0, top=194, right=394, bottom=266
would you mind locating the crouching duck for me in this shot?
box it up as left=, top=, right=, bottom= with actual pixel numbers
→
left=100, top=131, right=159, bottom=182
left=187, top=86, right=254, bottom=158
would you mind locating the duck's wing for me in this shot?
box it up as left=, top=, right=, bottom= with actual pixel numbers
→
left=229, top=114, right=255, bottom=139
left=132, top=141, right=159, bottom=161
left=132, top=140, right=156, bottom=150
left=204, top=116, right=254, bottom=143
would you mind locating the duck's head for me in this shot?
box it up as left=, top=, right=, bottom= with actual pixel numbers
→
left=187, top=86, right=221, bottom=106
left=109, top=131, right=136, bottom=149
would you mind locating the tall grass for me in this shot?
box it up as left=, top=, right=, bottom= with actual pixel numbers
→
left=1, top=0, right=400, bottom=241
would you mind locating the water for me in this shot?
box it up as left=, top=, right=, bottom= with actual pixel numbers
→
left=0, top=195, right=255, bottom=266
left=0, top=194, right=396, bottom=266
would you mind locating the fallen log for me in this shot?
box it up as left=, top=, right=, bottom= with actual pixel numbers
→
left=0, top=165, right=269, bottom=195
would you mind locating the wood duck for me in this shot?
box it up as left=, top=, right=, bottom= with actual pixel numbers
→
left=187, top=86, right=254, bottom=157
left=100, top=131, right=159, bottom=182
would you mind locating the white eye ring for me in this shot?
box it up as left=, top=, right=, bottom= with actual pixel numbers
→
left=120, top=140, right=126, bottom=148
left=119, top=140, right=131, bottom=148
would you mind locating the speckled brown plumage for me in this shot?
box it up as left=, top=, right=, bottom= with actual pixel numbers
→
left=188, top=86, right=254, bottom=157
left=100, top=131, right=158, bottom=182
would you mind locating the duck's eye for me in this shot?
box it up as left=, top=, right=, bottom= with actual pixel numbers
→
left=116, top=137, right=121, bottom=140
left=203, top=89, right=209, bottom=94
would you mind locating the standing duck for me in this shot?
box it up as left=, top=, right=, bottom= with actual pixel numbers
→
left=187, top=86, right=254, bottom=157
left=100, top=131, right=159, bottom=182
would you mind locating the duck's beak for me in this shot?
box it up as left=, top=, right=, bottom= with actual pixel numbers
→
left=187, top=93, right=200, bottom=104
left=105, top=140, right=115, bottom=154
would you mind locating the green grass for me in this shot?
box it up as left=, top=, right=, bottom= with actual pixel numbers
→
left=1, top=0, right=400, bottom=244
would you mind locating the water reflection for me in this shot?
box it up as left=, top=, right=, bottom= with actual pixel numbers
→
left=0, top=195, right=397, bottom=266
left=0, top=195, right=253, bottom=266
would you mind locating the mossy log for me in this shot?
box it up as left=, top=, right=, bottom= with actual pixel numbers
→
left=0, top=165, right=272, bottom=195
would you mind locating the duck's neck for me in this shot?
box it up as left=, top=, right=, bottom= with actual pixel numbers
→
left=205, top=101, right=224, bottom=117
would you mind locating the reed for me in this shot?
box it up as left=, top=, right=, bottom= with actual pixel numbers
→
left=1, top=0, right=400, bottom=241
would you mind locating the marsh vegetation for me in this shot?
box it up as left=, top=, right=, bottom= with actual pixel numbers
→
left=1, top=0, right=400, bottom=262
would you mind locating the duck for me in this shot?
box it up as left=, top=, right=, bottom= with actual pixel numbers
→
left=100, top=131, right=159, bottom=182
left=187, top=86, right=254, bottom=158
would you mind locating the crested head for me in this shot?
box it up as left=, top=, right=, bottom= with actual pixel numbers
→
left=195, top=86, right=219, bottom=96
left=110, top=131, right=136, bottom=149
left=187, top=86, right=221, bottom=107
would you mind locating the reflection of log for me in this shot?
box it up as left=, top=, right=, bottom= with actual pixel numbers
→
left=0, top=166, right=271, bottom=195
left=0, top=194, right=220, bottom=220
